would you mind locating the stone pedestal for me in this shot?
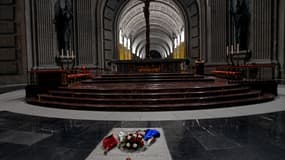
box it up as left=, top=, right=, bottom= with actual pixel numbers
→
left=195, top=60, right=205, bottom=75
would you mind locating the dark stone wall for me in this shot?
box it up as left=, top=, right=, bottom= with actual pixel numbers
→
left=26, top=0, right=99, bottom=68
left=208, top=0, right=278, bottom=64
left=0, top=0, right=282, bottom=85
left=0, top=0, right=27, bottom=84
left=25, top=0, right=201, bottom=69
left=183, top=0, right=200, bottom=58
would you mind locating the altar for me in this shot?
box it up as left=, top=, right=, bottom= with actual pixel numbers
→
left=110, top=59, right=186, bottom=73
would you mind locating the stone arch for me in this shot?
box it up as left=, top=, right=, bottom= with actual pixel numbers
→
left=100, top=0, right=200, bottom=67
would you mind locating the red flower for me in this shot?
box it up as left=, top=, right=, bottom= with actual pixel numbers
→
left=103, top=134, right=118, bottom=154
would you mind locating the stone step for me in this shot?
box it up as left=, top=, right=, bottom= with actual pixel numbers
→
left=38, top=91, right=261, bottom=105
left=48, top=87, right=251, bottom=99
left=27, top=93, right=275, bottom=111
left=59, top=83, right=243, bottom=93
left=82, top=77, right=215, bottom=83
left=100, top=72, right=195, bottom=78
left=25, top=72, right=276, bottom=111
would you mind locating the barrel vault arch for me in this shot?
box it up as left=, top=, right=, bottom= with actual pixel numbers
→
left=99, top=0, right=201, bottom=68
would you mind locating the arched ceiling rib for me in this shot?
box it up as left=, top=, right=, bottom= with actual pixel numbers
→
left=130, top=20, right=174, bottom=37
left=118, top=0, right=184, bottom=59
left=133, top=33, right=173, bottom=54
left=134, top=26, right=173, bottom=40
left=125, top=12, right=181, bottom=36
left=133, top=30, right=173, bottom=52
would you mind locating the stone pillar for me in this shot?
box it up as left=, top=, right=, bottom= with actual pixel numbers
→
left=208, top=0, right=228, bottom=64
left=278, top=0, right=285, bottom=79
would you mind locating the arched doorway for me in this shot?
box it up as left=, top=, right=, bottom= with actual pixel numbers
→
left=150, top=50, right=163, bottom=59
left=116, top=0, right=185, bottom=60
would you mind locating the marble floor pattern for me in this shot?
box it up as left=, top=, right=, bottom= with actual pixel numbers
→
left=0, top=86, right=284, bottom=159
left=0, top=111, right=284, bottom=160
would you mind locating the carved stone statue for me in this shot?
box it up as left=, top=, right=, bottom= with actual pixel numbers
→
left=54, top=0, right=73, bottom=54
left=232, top=0, right=250, bottom=50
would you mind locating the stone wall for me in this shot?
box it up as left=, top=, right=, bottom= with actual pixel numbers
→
left=207, top=0, right=278, bottom=64
left=0, top=0, right=27, bottom=84
left=25, top=0, right=201, bottom=69
left=26, top=0, right=99, bottom=69
left=1, top=0, right=282, bottom=85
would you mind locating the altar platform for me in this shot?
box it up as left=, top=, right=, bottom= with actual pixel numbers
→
left=26, top=71, right=276, bottom=111
left=110, top=59, right=186, bottom=73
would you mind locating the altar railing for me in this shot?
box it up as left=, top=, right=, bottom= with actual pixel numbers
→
left=212, top=63, right=278, bottom=95
left=213, top=63, right=276, bottom=82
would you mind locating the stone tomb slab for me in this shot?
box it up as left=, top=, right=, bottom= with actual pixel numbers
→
left=86, top=128, right=172, bottom=160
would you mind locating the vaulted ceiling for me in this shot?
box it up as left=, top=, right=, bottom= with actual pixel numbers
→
left=118, top=0, right=185, bottom=59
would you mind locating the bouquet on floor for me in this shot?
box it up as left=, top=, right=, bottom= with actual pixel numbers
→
left=118, top=131, right=145, bottom=151
left=102, top=129, right=160, bottom=154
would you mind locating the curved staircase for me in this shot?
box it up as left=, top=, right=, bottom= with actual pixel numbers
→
left=26, top=73, right=275, bottom=111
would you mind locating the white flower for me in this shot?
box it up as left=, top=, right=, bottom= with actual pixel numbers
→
left=127, top=135, right=132, bottom=140
left=119, top=136, right=125, bottom=143
left=126, top=142, right=131, bottom=148
left=119, top=132, right=125, bottom=137
left=133, top=143, right=138, bottom=148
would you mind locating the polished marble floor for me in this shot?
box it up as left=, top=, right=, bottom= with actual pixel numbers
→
left=0, top=111, right=284, bottom=160
left=0, top=86, right=285, bottom=159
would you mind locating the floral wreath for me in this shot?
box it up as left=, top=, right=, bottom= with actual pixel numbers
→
left=102, top=129, right=160, bottom=154
left=118, top=131, right=145, bottom=152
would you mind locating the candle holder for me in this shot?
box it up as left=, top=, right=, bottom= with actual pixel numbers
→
left=55, top=50, right=76, bottom=70
left=226, top=44, right=251, bottom=66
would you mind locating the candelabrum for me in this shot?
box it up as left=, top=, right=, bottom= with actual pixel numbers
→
left=55, top=50, right=76, bottom=70
left=226, top=44, right=251, bottom=66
